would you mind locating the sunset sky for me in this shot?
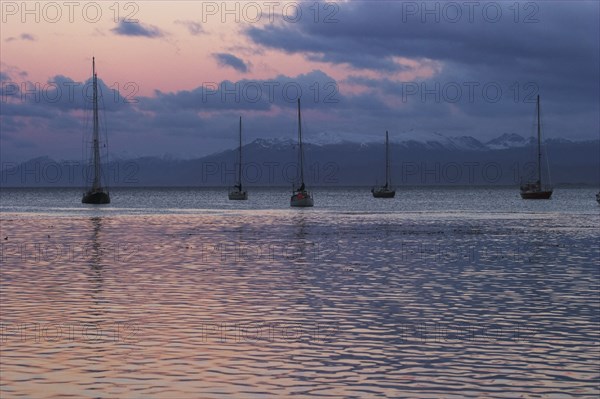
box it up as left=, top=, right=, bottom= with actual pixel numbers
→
left=1, top=0, right=599, bottom=162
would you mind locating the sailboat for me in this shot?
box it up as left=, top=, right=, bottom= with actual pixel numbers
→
left=290, top=98, right=314, bottom=207
left=229, top=116, right=248, bottom=200
left=371, top=130, right=396, bottom=198
left=520, top=95, right=552, bottom=199
left=82, top=57, right=110, bottom=204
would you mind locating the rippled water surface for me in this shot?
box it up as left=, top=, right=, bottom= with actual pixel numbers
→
left=1, top=188, right=599, bottom=398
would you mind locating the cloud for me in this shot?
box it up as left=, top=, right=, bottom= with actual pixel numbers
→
left=213, top=53, right=249, bottom=73
left=1, top=69, right=349, bottom=162
left=244, top=1, right=599, bottom=122
left=244, top=2, right=599, bottom=80
left=174, top=20, right=205, bottom=36
left=5, top=33, right=36, bottom=42
left=0, top=74, right=131, bottom=115
left=141, top=69, right=341, bottom=115
left=111, top=19, right=164, bottom=38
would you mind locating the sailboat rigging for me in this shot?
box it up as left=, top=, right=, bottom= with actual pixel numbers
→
left=229, top=116, right=248, bottom=200
left=290, top=98, right=314, bottom=207
left=520, top=95, right=552, bottom=199
left=82, top=57, right=110, bottom=204
left=371, top=131, right=396, bottom=198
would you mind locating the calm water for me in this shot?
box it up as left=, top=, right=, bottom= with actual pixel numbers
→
left=1, top=187, right=599, bottom=398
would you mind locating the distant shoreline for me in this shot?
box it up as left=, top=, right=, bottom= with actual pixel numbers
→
left=1, top=184, right=598, bottom=189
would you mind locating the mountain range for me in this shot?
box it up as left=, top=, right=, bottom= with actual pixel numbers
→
left=2, top=133, right=598, bottom=187
left=247, top=132, right=557, bottom=151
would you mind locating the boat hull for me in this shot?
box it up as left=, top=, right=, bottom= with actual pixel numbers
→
left=520, top=190, right=552, bottom=199
left=82, top=190, right=110, bottom=204
left=290, top=192, right=314, bottom=207
left=372, top=188, right=395, bottom=198
left=228, top=190, right=248, bottom=200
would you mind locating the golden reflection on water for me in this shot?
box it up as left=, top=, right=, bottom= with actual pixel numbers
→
left=1, top=211, right=599, bottom=398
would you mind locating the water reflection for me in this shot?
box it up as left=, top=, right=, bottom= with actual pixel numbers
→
left=87, top=217, right=104, bottom=306
left=290, top=213, right=311, bottom=285
left=0, top=210, right=598, bottom=398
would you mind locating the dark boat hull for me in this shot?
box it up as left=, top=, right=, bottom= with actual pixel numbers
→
left=228, top=190, right=248, bottom=200
left=520, top=190, right=552, bottom=199
left=372, top=189, right=395, bottom=198
left=82, top=191, right=110, bottom=204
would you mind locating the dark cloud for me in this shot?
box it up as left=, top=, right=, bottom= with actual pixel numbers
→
left=244, top=2, right=599, bottom=101
left=244, top=1, right=599, bottom=138
left=141, top=69, right=341, bottom=114
left=5, top=75, right=131, bottom=113
left=246, top=2, right=598, bottom=75
left=1, top=70, right=346, bottom=161
left=0, top=102, right=54, bottom=119
left=213, top=53, right=249, bottom=73
left=111, top=19, right=164, bottom=37
left=174, top=20, right=205, bottom=35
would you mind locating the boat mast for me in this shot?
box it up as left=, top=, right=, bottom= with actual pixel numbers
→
left=536, top=95, right=541, bottom=186
left=297, top=98, right=304, bottom=186
left=92, top=57, right=101, bottom=191
left=238, top=116, right=242, bottom=188
left=385, top=131, right=390, bottom=187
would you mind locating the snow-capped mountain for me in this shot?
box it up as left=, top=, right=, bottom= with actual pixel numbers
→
left=260, top=132, right=565, bottom=151
left=251, top=138, right=295, bottom=150
left=485, top=133, right=531, bottom=150
left=4, top=134, right=596, bottom=187
left=303, top=131, right=376, bottom=146
left=390, top=130, right=489, bottom=151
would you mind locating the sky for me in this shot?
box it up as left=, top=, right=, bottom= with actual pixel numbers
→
left=1, top=0, right=599, bottom=162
